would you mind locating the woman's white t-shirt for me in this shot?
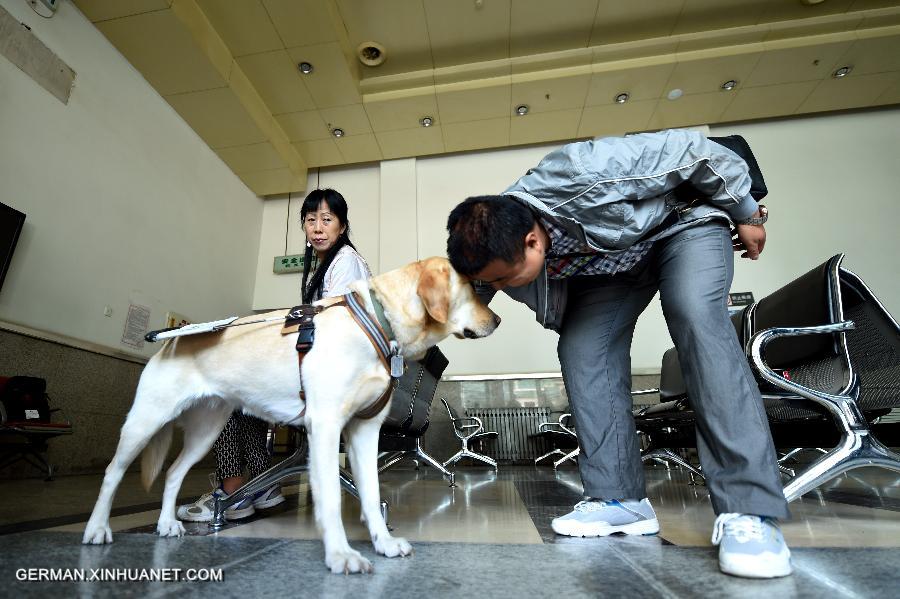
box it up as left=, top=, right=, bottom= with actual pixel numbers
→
left=309, top=245, right=372, bottom=300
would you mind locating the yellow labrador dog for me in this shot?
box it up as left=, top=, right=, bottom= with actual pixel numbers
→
left=82, top=257, right=499, bottom=574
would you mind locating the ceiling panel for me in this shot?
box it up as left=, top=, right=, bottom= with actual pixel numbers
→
left=759, top=0, right=855, bottom=25
left=216, top=142, right=286, bottom=173
left=765, top=13, right=863, bottom=41
left=442, top=117, right=511, bottom=153
left=276, top=110, right=330, bottom=141
left=671, top=0, right=768, bottom=36
left=667, top=51, right=763, bottom=95
left=293, top=139, right=345, bottom=167
left=96, top=9, right=227, bottom=96
left=832, top=31, right=900, bottom=75
left=286, top=43, right=361, bottom=108
left=745, top=39, right=854, bottom=87
left=675, top=26, right=770, bottom=53
left=336, top=0, right=432, bottom=76
left=798, top=70, right=900, bottom=113
left=511, top=0, right=599, bottom=57
left=335, top=134, right=383, bottom=163
left=720, top=81, right=818, bottom=122
left=590, top=0, right=685, bottom=46
left=509, top=108, right=583, bottom=146
left=586, top=60, right=676, bottom=105
left=436, top=82, right=512, bottom=124
left=261, top=0, right=338, bottom=48
left=424, top=0, right=510, bottom=68
left=318, top=104, right=374, bottom=136
left=364, top=93, right=440, bottom=132
left=510, top=71, right=592, bottom=114
left=873, top=73, right=900, bottom=105
left=239, top=168, right=305, bottom=196
left=577, top=100, right=656, bottom=138
left=645, top=91, right=735, bottom=130
left=196, top=0, right=283, bottom=57
left=166, top=87, right=268, bottom=148
left=236, top=50, right=317, bottom=115
left=375, top=127, right=445, bottom=160
left=73, top=0, right=171, bottom=23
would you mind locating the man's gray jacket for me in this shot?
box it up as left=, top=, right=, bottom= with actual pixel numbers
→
left=486, top=129, right=761, bottom=332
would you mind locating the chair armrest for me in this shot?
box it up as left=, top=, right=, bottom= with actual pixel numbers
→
left=749, top=321, right=865, bottom=427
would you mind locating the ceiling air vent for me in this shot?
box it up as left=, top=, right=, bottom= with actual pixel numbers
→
left=357, top=42, right=386, bottom=67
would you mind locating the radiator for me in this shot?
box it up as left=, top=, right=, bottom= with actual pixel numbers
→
left=466, top=407, right=555, bottom=462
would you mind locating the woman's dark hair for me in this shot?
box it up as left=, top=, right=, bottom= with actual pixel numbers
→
left=301, top=188, right=357, bottom=303
left=446, top=195, right=535, bottom=276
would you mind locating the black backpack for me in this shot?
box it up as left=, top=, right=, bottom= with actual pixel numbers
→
left=0, top=376, right=50, bottom=424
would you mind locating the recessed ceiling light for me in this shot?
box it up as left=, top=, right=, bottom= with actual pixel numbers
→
left=515, top=104, right=529, bottom=116
left=332, top=128, right=344, bottom=138
left=800, top=0, right=826, bottom=5
left=614, top=92, right=630, bottom=104
left=298, top=62, right=313, bottom=75
left=420, top=116, right=434, bottom=127
left=667, top=88, right=683, bottom=100
left=832, top=65, right=852, bottom=78
left=721, top=79, right=737, bottom=91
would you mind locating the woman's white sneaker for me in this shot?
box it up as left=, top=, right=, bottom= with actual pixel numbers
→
left=551, top=498, right=660, bottom=537
left=712, top=513, right=793, bottom=578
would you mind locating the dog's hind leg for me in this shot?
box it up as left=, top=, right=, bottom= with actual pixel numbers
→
left=345, top=418, right=412, bottom=559
left=308, top=417, right=373, bottom=574
left=83, top=410, right=170, bottom=544
left=156, top=402, right=233, bottom=538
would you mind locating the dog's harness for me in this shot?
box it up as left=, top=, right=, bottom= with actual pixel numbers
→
left=282, top=289, right=403, bottom=423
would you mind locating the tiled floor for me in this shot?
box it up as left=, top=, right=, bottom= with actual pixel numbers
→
left=1, top=463, right=899, bottom=597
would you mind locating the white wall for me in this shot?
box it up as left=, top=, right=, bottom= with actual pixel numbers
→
left=0, top=0, right=262, bottom=359
left=255, top=107, right=900, bottom=376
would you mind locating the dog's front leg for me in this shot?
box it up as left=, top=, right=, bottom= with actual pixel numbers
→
left=308, top=417, right=373, bottom=574
left=345, top=418, right=413, bottom=559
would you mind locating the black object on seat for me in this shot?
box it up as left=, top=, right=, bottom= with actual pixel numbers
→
left=634, top=254, right=900, bottom=501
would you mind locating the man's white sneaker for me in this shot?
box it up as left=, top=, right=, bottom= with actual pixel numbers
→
left=712, top=513, right=793, bottom=578
left=551, top=498, right=660, bottom=537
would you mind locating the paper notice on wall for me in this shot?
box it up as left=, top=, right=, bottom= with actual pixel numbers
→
left=121, top=303, right=151, bottom=349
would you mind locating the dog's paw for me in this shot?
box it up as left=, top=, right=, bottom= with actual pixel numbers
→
left=156, top=520, right=186, bottom=538
left=325, top=548, right=373, bottom=575
left=82, top=524, right=113, bottom=545
left=373, top=534, right=412, bottom=558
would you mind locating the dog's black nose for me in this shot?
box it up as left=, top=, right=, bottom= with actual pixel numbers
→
left=463, top=329, right=478, bottom=339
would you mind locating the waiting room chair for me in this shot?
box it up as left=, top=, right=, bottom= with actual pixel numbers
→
left=633, top=254, right=900, bottom=502
left=441, top=398, right=499, bottom=471
left=378, top=347, right=456, bottom=486
left=0, top=376, right=72, bottom=481
left=532, top=411, right=580, bottom=469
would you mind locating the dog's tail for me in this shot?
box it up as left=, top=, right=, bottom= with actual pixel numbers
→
left=141, top=422, right=173, bottom=491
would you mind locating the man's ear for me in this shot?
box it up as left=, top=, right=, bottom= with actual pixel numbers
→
left=416, top=262, right=450, bottom=324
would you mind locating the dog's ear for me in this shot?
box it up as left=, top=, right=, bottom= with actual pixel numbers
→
left=416, top=261, right=450, bottom=324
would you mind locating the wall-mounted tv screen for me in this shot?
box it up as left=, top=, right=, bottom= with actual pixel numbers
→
left=0, top=202, right=26, bottom=293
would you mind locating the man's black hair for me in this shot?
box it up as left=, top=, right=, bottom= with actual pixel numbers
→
left=446, top=195, right=535, bottom=277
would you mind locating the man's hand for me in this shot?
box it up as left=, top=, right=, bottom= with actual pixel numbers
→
left=733, top=218, right=766, bottom=260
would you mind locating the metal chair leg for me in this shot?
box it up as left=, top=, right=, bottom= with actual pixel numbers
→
left=553, top=448, right=579, bottom=469
left=783, top=431, right=900, bottom=502
left=640, top=448, right=705, bottom=480
left=534, top=448, right=565, bottom=465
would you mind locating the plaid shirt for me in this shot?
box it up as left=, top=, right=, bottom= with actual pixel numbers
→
left=542, top=218, right=653, bottom=279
